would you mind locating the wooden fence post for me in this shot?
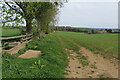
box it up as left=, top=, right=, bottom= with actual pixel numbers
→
left=26, top=33, right=27, bottom=42
left=20, top=35, right=23, bottom=43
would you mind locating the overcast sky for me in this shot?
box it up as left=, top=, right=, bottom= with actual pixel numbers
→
left=58, top=0, right=118, bottom=29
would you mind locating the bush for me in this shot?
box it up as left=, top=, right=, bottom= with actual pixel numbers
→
left=18, top=48, right=27, bottom=55
left=105, top=29, right=112, bottom=33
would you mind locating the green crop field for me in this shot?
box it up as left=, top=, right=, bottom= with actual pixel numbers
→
left=2, top=31, right=118, bottom=78
left=0, top=28, right=21, bottom=37
left=55, top=31, right=118, bottom=54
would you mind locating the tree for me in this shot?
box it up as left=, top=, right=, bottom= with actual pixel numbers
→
left=1, top=1, right=62, bottom=34
left=35, top=3, right=58, bottom=34
left=30, top=2, right=60, bottom=39
left=2, top=1, right=34, bottom=33
left=105, top=29, right=112, bottom=33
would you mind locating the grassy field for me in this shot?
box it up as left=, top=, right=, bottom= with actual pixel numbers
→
left=55, top=31, right=118, bottom=54
left=0, top=28, right=21, bottom=37
left=2, top=31, right=118, bottom=78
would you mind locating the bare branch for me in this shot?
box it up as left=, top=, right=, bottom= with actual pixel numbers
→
left=15, top=2, right=25, bottom=13
left=4, top=0, right=24, bottom=16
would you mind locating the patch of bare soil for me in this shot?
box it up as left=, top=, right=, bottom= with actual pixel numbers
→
left=2, top=42, right=26, bottom=54
left=65, top=47, right=118, bottom=78
left=18, top=50, right=41, bottom=58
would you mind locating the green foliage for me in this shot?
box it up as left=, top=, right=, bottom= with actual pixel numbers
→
left=2, top=2, right=61, bottom=34
left=2, top=33, right=68, bottom=78
left=79, top=60, right=89, bottom=67
left=33, top=2, right=59, bottom=37
left=77, top=52, right=82, bottom=54
left=54, top=26, right=92, bottom=33
left=105, top=29, right=113, bottom=33
left=18, top=48, right=27, bottom=55
left=2, top=53, right=15, bottom=59
left=78, top=55, right=88, bottom=60
left=26, top=41, right=40, bottom=50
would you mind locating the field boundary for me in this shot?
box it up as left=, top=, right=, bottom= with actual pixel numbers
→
left=0, top=33, right=32, bottom=41
left=0, top=33, right=32, bottom=50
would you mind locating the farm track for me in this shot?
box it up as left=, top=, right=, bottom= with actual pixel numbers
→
left=57, top=33, right=118, bottom=78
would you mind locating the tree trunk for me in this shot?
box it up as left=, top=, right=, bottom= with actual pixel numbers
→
left=26, top=19, right=32, bottom=33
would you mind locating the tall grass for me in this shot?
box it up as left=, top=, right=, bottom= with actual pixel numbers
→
left=2, top=33, right=68, bottom=78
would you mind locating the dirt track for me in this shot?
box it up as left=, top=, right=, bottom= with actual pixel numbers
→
left=65, top=47, right=118, bottom=78
left=56, top=33, right=118, bottom=78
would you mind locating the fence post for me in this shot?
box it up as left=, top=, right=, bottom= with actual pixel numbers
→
left=26, top=33, right=28, bottom=42
left=20, top=35, right=23, bottom=43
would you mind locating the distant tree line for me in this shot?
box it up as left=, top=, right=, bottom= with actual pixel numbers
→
left=53, top=26, right=89, bottom=33
left=53, top=26, right=120, bottom=34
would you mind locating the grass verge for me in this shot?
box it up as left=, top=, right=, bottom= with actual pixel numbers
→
left=2, top=33, right=68, bottom=78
